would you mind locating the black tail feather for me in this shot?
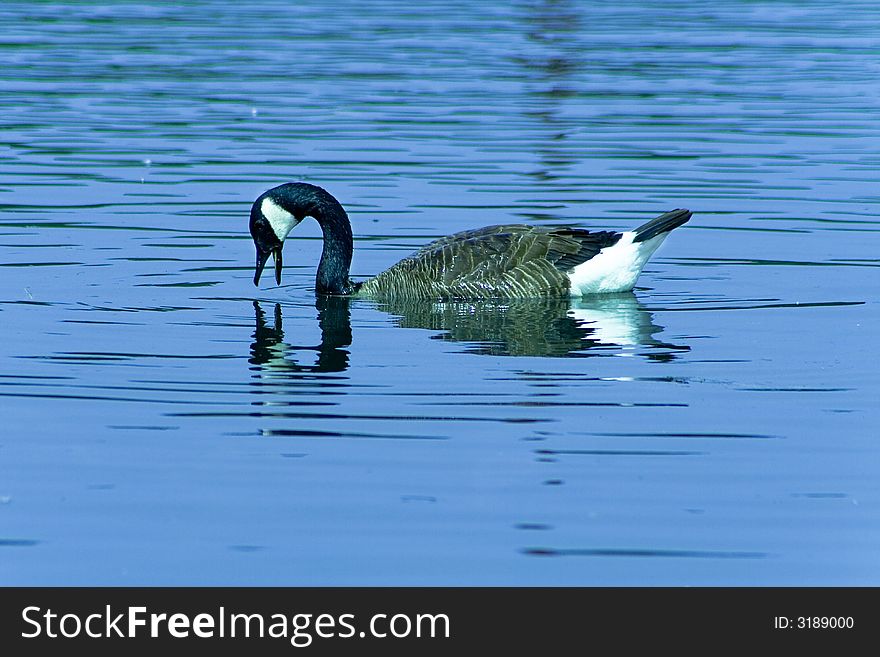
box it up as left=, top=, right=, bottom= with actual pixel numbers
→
left=632, top=209, right=692, bottom=243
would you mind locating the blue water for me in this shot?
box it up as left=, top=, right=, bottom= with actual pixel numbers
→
left=1, top=0, right=878, bottom=585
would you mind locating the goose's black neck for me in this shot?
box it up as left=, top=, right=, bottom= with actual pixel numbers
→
left=314, top=201, right=355, bottom=296
left=272, top=183, right=355, bottom=296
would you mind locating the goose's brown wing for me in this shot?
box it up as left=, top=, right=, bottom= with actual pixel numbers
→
left=359, top=224, right=622, bottom=299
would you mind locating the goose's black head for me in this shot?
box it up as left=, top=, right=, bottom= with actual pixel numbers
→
left=249, top=184, right=313, bottom=286
left=249, top=182, right=354, bottom=294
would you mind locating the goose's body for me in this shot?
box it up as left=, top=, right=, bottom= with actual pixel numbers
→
left=249, top=182, right=690, bottom=300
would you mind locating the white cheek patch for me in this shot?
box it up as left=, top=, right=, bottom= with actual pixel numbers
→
left=261, top=197, right=301, bottom=241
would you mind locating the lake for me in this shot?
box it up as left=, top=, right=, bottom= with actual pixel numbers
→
left=1, top=0, right=877, bottom=585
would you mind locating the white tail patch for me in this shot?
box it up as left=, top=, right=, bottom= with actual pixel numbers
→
left=262, top=197, right=301, bottom=241
left=567, top=231, right=669, bottom=296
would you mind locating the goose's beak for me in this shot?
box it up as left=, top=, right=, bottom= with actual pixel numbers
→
left=274, top=246, right=283, bottom=285
left=254, top=245, right=275, bottom=286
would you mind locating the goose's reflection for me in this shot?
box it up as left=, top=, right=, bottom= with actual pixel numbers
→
left=377, top=293, right=688, bottom=359
left=250, top=294, right=687, bottom=374
left=250, top=298, right=351, bottom=374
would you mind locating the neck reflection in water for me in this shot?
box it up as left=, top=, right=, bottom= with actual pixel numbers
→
left=250, top=298, right=352, bottom=375
left=249, top=293, right=687, bottom=376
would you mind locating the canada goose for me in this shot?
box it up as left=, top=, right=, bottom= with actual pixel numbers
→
left=249, top=182, right=691, bottom=299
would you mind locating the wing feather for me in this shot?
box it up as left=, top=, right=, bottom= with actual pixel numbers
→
left=360, top=224, right=622, bottom=299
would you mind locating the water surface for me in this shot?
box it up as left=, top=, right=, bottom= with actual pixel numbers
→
left=1, top=0, right=878, bottom=585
